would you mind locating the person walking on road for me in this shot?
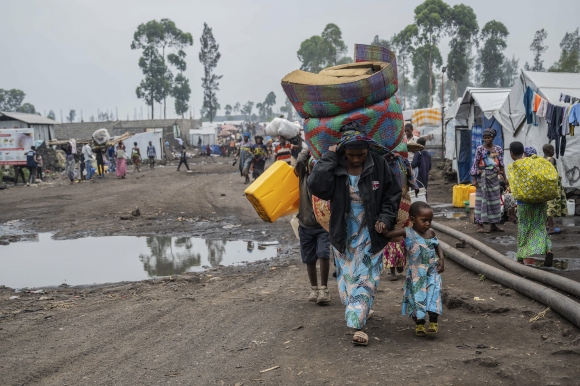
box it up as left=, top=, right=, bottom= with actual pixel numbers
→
left=82, top=142, right=94, bottom=181
left=470, top=128, right=505, bottom=233
left=107, top=145, right=116, bottom=173
left=25, top=146, right=38, bottom=186
left=131, top=142, right=141, bottom=173
left=116, top=142, right=128, bottom=179
left=295, top=147, right=331, bottom=305
left=147, top=141, right=156, bottom=170
left=177, top=146, right=191, bottom=172
left=308, top=123, right=402, bottom=346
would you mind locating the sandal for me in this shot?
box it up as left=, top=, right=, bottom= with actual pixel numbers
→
left=427, top=322, right=438, bottom=334
left=415, top=324, right=427, bottom=337
left=352, top=331, right=368, bottom=346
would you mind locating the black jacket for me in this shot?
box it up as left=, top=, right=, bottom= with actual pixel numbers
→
left=307, top=151, right=401, bottom=254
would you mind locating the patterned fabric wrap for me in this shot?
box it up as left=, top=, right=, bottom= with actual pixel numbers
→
left=393, top=135, right=409, bottom=159
left=303, top=96, right=404, bottom=159
left=507, top=155, right=559, bottom=203
left=517, top=202, right=552, bottom=260
left=475, top=168, right=502, bottom=225
left=547, top=177, right=568, bottom=217
left=282, top=45, right=398, bottom=119
left=402, top=227, right=443, bottom=320
left=335, top=128, right=392, bottom=156
left=383, top=191, right=412, bottom=270
left=312, top=195, right=330, bottom=232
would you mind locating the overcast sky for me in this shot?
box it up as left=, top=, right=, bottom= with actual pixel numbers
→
left=1, top=0, right=578, bottom=122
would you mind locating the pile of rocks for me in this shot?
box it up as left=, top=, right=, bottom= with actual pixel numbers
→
left=36, top=143, right=64, bottom=172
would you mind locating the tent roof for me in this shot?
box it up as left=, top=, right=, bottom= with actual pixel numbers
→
left=524, top=70, right=580, bottom=104
left=444, top=98, right=461, bottom=121
left=498, top=70, right=580, bottom=134
left=0, top=111, right=59, bottom=125
left=453, top=87, right=511, bottom=127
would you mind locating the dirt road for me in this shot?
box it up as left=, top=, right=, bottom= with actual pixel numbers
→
left=1, top=159, right=579, bottom=385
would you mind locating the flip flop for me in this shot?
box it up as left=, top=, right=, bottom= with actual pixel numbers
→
left=352, top=331, right=368, bottom=346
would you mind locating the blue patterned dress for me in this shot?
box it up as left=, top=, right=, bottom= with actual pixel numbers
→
left=333, top=175, right=383, bottom=329
left=402, top=227, right=442, bottom=320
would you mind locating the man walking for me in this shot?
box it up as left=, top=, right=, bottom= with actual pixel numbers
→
left=295, top=147, right=331, bottom=304
left=82, top=142, right=93, bottom=180
left=147, top=141, right=156, bottom=170
left=25, top=146, right=38, bottom=186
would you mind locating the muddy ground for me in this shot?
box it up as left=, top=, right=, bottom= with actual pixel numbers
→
left=1, top=158, right=580, bottom=386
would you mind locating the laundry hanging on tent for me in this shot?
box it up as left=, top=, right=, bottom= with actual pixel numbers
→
left=411, top=108, right=442, bottom=128
left=559, top=92, right=580, bottom=104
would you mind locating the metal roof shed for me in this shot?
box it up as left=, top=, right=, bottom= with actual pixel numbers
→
left=0, top=111, right=58, bottom=143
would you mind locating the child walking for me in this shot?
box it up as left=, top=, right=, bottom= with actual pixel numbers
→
left=378, top=201, right=444, bottom=336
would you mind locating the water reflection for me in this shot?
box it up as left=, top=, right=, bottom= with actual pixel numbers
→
left=139, top=236, right=202, bottom=277
left=206, top=239, right=226, bottom=267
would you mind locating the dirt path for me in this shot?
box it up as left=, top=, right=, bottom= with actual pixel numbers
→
left=1, top=160, right=579, bottom=385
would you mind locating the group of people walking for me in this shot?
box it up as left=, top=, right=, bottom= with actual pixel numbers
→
left=470, top=128, right=562, bottom=266
left=296, top=122, right=444, bottom=345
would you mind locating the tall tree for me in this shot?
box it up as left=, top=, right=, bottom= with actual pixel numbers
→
left=549, top=28, right=580, bottom=73
left=447, top=4, right=478, bottom=100
left=131, top=19, right=193, bottom=119
left=168, top=50, right=191, bottom=118
left=501, top=55, right=519, bottom=87
left=0, top=88, right=26, bottom=112
left=413, top=44, right=443, bottom=108
left=297, top=35, right=331, bottom=73
left=480, top=20, right=509, bottom=87
left=525, top=29, right=548, bottom=72
left=280, top=97, right=295, bottom=121
left=371, top=35, right=390, bottom=49
left=391, top=25, right=418, bottom=110
left=224, top=104, right=233, bottom=119
left=263, top=91, right=276, bottom=117
left=47, top=110, right=56, bottom=120
left=18, top=103, right=36, bottom=114
left=233, top=102, right=241, bottom=114
left=241, top=101, right=254, bottom=121
left=321, top=23, right=347, bottom=66
left=135, top=46, right=165, bottom=119
left=199, top=23, right=223, bottom=123
left=413, top=0, right=451, bottom=107
left=66, top=109, right=76, bottom=123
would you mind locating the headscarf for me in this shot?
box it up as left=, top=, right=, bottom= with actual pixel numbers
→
left=483, top=128, right=497, bottom=138
left=335, top=122, right=392, bottom=157
left=524, top=146, right=537, bottom=157
left=243, top=132, right=250, bottom=139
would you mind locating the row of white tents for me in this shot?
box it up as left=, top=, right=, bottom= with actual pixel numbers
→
left=443, top=70, right=580, bottom=188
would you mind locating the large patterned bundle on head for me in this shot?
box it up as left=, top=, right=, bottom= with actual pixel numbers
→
left=354, top=44, right=396, bottom=63
left=507, top=155, right=559, bottom=203
left=303, top=96, right=403, bottom=159
left=281, top=58, right=398, bottom=119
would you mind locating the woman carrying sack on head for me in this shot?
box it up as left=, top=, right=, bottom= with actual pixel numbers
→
left=470, top=128, right=506, bottom=233
left=308, top=122, right=402, bottom=346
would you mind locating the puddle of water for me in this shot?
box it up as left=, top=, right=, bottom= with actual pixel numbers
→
left=0, top=234, right=277, bottom=288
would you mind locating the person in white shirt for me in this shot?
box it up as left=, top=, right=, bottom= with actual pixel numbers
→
left=82, top=143, right=94, bottom=180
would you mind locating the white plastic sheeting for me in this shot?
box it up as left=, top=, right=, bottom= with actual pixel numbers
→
left=498, top=71, right=580, bottom=188
left=121, top=131, right=163, bottom=160
left=189, top=127, right=217, bottom=146
left=454, top=88, right=511, bottom=127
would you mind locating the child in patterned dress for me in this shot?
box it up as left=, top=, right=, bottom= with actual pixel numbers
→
left=377, top=201, right=444, bottom=336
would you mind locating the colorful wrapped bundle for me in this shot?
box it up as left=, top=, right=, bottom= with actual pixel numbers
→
left=281, top=58, right=398, bottom=119
left=303, top=96, right=404, bottom=159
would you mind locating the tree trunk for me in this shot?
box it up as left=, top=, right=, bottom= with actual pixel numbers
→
left=428, top=44, right=433, bottom=108
left=454, top=81, right=458, bottom=101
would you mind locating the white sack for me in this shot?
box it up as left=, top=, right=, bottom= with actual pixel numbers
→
left=93, top=128, right=111, bottom=145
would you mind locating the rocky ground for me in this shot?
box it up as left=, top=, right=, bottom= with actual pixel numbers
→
left=1, top=157, right=579, bottom=385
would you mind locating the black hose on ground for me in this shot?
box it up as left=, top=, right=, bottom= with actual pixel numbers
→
left=439, top=240, right=580, bottom=328
left=432, top=222, right=580, bottom=299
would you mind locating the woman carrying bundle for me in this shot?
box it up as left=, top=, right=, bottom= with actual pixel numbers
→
left=308, top=122, right=401, bottom=346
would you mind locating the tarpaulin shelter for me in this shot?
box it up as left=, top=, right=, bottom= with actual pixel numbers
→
left=447, top=87, right=511, bottom=183
left=120, top=131, right=164, bottom=160
left=497, top=71, right=580, bottom=188
left=189, top=127, right=217, bottom=147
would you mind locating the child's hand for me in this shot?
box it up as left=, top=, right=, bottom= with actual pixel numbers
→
left=437, top=258, right=445, bottom=274
left=375, top=221, right=387, bottom=234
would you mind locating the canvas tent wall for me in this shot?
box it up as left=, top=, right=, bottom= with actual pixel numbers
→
left=497, top=70, right=580, bottom=188
left=189, top=127, right=216, bottom=147
left=121, top=131, right=164, bottom=160
left=448, top=88, right=511, bottom=183
left=444, top=98, right=461, bottom=160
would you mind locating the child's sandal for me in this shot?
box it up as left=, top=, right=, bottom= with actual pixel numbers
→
left=415, top=324, right=427, bottom=337
left=427, top=322, right=438, bottom=334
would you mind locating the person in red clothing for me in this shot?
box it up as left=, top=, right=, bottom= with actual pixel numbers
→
left=274, top=136, right=298, bottom=165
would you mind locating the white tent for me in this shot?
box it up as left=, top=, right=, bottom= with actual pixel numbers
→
left=189, top=127, right=217, bottom=147
left=121, top=131, right=164, bottom=160
left=447, top=87, right=511, bottom=183
left=444, top=98, right=462, bottom=160
left=498, top=70, right=580, bottom=188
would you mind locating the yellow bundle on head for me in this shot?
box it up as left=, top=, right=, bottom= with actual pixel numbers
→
left=507, top=155, right=559, bottom=203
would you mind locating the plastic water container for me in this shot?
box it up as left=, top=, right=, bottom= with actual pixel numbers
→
left=290, top=215, right=300, bottom=240
left=469, top=192, right=476, bottom=208
left=411, top=188, right=427, bottom=203
left=453, top=185, right=472, bottom=207
left=567, top=199, right=576, bottom=216
left=244, top=161, right=299, bottom=222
